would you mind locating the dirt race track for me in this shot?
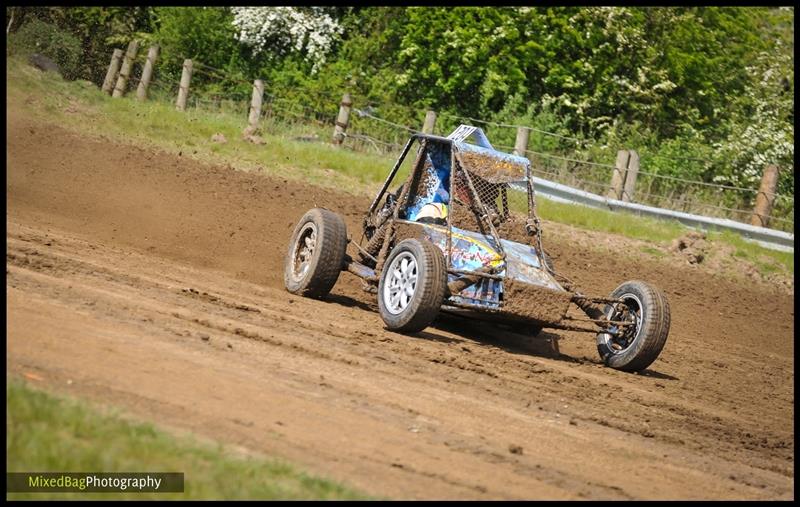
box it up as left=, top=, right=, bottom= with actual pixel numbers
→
left=6, top=110, right=795, bottom=499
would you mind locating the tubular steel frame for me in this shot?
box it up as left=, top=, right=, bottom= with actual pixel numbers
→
left=355, top=133, right=621, bottom=333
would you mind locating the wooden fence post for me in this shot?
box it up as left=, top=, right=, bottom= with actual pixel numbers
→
left=513, top=126, right=530, bottom=157
left=750, top=164, right=780, bottom=227
left=247, top=79, right=264, bottom=129
left=621, top=149, right=639, bottom=202
left=175, top=59, right=193, bottom=112
left=608, top=150, right=630, bottom=200
left=112, top=40, right=139, bottom=98
left=136, top=45, right=159, bottom=101
left=332, top=92, right=352, bottom=145
left=422, top=110, right=437, bottom=135
left=101, top=49, right=123, bottom=95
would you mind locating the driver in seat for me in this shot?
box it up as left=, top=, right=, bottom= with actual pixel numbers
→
left=415, top=202, right=448, bottom=226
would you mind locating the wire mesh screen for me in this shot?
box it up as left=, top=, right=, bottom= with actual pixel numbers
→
left=398, top=141, right=534, bottom=246
left=451, top=149, right=533, bottom=245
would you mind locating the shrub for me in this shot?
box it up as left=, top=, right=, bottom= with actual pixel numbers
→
left=8, top=19, right=82, bottom=80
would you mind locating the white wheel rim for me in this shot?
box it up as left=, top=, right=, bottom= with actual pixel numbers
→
left=600, top=293, right=643, bottom=354
left=383, top=252, right=418, bottom=315
left=291, top=223, right=317, bottom=281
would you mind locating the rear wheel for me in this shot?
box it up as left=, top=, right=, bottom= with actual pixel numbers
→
left=284, top=208, right=347, bottom=298
left=378, top=239, right=447, bottom=333
left=596, top=281, right=670, bottom=372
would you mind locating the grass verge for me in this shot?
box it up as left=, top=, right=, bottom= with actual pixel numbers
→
left=538, top=198, right=793, bottom=275
left=6, top=378, right=369, bottom=500
left=6, top=56, right=792, bottom=276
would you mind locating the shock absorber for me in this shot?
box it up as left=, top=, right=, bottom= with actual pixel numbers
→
left=572, top=293, right=607, bottom=320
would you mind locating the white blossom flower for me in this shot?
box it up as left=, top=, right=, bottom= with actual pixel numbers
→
left=231, top=7, right=342, bottom=73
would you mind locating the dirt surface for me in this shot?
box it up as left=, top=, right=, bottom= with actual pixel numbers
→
left=6, top=110, right=794, bottom=500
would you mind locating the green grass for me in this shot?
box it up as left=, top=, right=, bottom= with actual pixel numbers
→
left=6, top=379, right=369, bottom=500
left=710, top=229, right=794, bottom=276
left=6, top=57, right=398, bottom=196
left=639, top=245, right=668, bottom=258
left=536, top=198, right=689, bottom=244
left=6, top=56, right=792, bottom=277
left=539, top=199, right=792, bottom=275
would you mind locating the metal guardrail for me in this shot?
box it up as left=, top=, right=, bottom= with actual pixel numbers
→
left=512, top=178, right=794, bottom=253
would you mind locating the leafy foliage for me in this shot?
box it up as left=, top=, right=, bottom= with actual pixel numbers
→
left=231, top=7, right=342, bottom=72
left=149, top=7, right=251, bottom=98
left=7, top=19, right=82, bottom=79
left=6, top=7, right=153, bottom=83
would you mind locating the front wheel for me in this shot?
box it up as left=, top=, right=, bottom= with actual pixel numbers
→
left=378, top=238, right=447, bottom=333
left=596, top=281, right=670, bottom=372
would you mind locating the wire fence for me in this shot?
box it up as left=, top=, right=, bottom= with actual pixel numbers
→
left=109, top=45, right=794, bottom=233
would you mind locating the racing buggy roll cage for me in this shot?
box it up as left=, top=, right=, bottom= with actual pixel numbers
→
left=351, top=132, right=627, bottom=335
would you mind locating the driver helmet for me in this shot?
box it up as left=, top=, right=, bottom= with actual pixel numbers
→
left=416, top=202, right=449, bottom=221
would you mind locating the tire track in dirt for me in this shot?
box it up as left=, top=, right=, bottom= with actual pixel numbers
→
left=10, top=222, right=791, bottom=478
left=6, top=111, right=793, bottom=499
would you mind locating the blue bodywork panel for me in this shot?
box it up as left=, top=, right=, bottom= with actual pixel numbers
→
left=397, top=220, right=566, bottom=309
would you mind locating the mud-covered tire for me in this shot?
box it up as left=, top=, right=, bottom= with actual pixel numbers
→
left=378, top=238, right=447, bottom=333
left=596, top=280, right=670, bottom=372
left=284, top=208, right=347, bottom=298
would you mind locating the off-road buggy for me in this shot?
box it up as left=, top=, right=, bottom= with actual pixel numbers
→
left=285, top=125, right=670, bottom=372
